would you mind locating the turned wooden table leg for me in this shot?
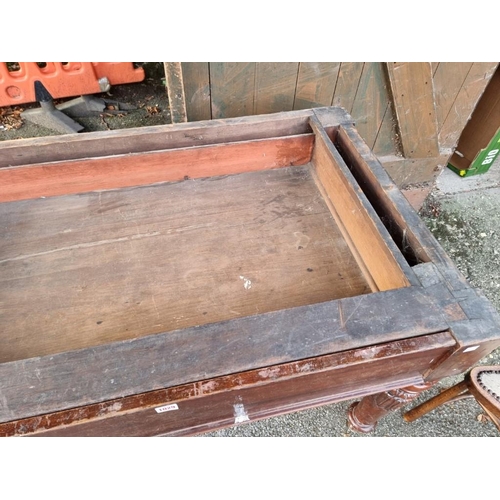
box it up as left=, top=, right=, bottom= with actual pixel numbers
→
left=348, top=382, right=435, bottom=433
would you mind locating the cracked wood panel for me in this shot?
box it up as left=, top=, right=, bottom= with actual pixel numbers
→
left=0, top=165, right=371, bottom=363
left=293, top=63, right=340, bottom=110
left=386, top=62, right=439, bottom=158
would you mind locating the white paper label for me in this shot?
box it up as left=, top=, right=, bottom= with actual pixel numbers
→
left=155, top=403, right=179, bottom=413
left=463, top=345, right=480, bottom=353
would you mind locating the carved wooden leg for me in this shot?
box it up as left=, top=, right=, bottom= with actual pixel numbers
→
left=348, top=382, right=435, bottom=433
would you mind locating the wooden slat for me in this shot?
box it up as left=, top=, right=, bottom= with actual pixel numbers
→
left=0, top=134, right=314, bottom=202
left=293, top=63, right=340, bottom=110
left=181, top=62, right=211, bottom=121
left=163, top=62, right=187, bottom=123
left=350, top=62, right=392, bottom=149
left=372, top=101, right=401, bottom=157
left=386, top=62, right=439, bottom=158
left=309, top=115, right=411, bottom=291
left=254, top=62, right=299, bottom=114
left=210, top=62, right=256, bottom=118
left=438, top=62, right=498, bottom=149
left=0, top=284, right=455, bottom=423
left=3, top=332, right=455, bottom=436
left=433, top=62, right=473, bottom=130
left=331, top=62, right=364, bottom=112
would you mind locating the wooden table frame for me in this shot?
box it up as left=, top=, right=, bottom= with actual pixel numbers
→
left=1, top=107, right=499, bottom=436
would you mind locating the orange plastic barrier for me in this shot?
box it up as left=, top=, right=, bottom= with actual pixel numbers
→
left=0, top=62, right=145, bottom=107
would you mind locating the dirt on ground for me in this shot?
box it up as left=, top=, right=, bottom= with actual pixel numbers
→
left=0, top=63, right=170, bottom=141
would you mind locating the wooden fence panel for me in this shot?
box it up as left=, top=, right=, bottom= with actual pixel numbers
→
left=181, top=62, right=211, bottom=122
left=254, top=62, right=299, bottom=115
left=293, top=62, right=340, bottom=110
left=165, top=62, right=498, bottom=187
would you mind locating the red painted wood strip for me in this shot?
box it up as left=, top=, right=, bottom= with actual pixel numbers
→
left=0, top=134, right=314, bottom=203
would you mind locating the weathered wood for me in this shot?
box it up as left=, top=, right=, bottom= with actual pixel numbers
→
left=0, top=282, right=457, bottom=424
left=350, top=62, right=392, bottom=149
left=0, top=108, right=349, bottom=169
left=254, top=62, right=299, bottom=114
left=331, top=62, right=365, bottom=112
left=376, top=153, right=450, bottom=187
left=163, top=62, right=187, bottom=123
left=438, top=62, right=498, bottom=149
left=310, top=116, right=411, bottom=291
left=0, top=134, right=314, bottom=202
left=293, top=63, right=340, bottom=110
left=333, top=124, right=454, bottom=267
left=433, top=62, right=473, bottom=131
left=0, top=165, right=372, bottom=362
left=210, top=62, right=256, bottom=118
left=181, top=62, right=211, bottom=121
left=1, top=331, right=456, bottom=436
left=386, top=62, right=439, bottom=158
left=372, top=100, right=401, bottom=157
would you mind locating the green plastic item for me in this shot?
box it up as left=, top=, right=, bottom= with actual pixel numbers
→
left=448, top=127, right=500, bottom=177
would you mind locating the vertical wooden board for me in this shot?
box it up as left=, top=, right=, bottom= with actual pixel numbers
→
left=433, top=62, right=473, bottom=131
left=209, top=63, right=256, bottom=118
left=331, top=62, right=364, bottom=112
left=254, top=63, right=299, bottom=115
left=431, top=62, right=440, bottom=75
left=181, top=62, right=211, bottom=121
left=438, top=62, right=498, bottom=149
left=386, top=62, right=439, bottom=158
left=372, top=101, right=401, bottom=157
left=293, top=63, right=340, bottom=110
left=163, top=62, right=187, bottom=123
left=350, top=62, right=391, bottom=149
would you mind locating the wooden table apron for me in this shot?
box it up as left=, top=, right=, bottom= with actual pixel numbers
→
left=1, top=107, right=499, bottom=436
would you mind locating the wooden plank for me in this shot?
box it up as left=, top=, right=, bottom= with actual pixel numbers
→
left=433, top=62, right=473, bottom=131
left=372, top=100, right=401, bottom=157
left=0, top=134, right=314, bottom=202
left=431, top=62, right=440, bottom=75
left=0, top=107, right=353, bottom=169
left=386, top=62, right=439, bottom=158
left=309, top=115, right=411, bottom=291
left=350, top=62, right=392, bottom=149
left=378, top=153, right=450, bottom=187
left=438, top=62, right=498, bottom=149
left=293, top=63, right=340, bottom=110
left=4, top=332, right=455, bottom=436
left=209, top=62, right=256, bottom=118
left=331, top=62, right=364, bottom=112
left=163, top=62, right=187, bottom=123
left=254, top=62, right=299, bottom=114
left=334, top=124, right=457, bottom=268
left=181, top=62, right=211, bottom=121
left=0, top=284, right=455, bottom=423
left=0, top=165, right=371, bottom=362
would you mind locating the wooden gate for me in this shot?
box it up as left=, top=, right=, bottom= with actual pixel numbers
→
left=164, top=62, right=498, bottom=187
